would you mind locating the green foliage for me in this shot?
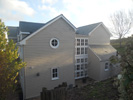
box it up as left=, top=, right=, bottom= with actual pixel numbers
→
left=111, top=36, right=133, bottom=100
left=0, top=19, right=26, bottom=100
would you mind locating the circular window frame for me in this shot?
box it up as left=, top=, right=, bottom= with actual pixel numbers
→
left=50, top=38, right=59, bottom=49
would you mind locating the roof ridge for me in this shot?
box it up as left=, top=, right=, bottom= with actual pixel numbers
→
left=19, top=21, right=45, bottom=24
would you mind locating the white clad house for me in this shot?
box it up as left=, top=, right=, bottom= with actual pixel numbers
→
left=8, top=14, right=120, bottom=100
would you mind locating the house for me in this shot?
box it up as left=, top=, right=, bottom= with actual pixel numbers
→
left=8, top=14, right=121, bottom=100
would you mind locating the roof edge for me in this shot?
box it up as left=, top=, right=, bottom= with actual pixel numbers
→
left=20, top=14, right=76, bottom=45
left=88, top=22, right=102, bottom=36
left=89, top=22, right=113, bottom=37
left=88, top=46, right=101, bottom=61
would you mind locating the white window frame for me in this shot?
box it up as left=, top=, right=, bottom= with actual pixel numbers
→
left=51, top=68, right=59, bottom=80
left=75, top=38, right=88, bottom=56
left=75, top=38, right=88, bottom=79
left=50, top=38, right=59, bottom=49
left=75, top=57, right=88, bottom=79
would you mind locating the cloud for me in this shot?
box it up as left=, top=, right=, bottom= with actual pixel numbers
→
left=42, top=0, right=58, bottom=5
left=0, top=0, right=35, bottom=21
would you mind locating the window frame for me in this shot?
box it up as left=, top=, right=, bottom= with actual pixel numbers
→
left=51, top=68, right=59, bottom=80
left=50, top=38, right=59, bottom=49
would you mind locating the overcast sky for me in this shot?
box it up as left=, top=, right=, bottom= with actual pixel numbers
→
left=0, top=0, right=132, bottom=29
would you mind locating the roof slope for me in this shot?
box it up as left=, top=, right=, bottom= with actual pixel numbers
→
left=20, top=14, right=76, bottom=45
left=89, top=45, right=116, bottom=61
left=19, top=21, right=45, bottom=33
left=8, top=26, right=19, bottom=38
left=76, top=22, right=102, bottom=35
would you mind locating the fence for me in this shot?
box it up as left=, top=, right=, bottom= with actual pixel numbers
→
left=41, top=82, right=67, bottom=100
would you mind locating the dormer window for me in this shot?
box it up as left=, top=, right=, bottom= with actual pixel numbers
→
left=50, top=38, right=59, bottom=49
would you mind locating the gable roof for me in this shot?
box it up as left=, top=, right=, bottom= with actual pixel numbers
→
left=8, top=26, right=19, bottom=38
left=76, top=22, right=112, bottom=37
left=89, top=45, right=116, bottom=61
left=20, top=14, right=76, bottom=45
left=76, top=22, right=102, bottom=35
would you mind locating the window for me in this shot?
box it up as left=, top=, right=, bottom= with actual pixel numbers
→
left=81, top=48, right=84, bottom=54
left=76, top=65, right=80, bottom=70
left=81, top=39, right=84, bottom=46
left=81, top=58, right=84, bottom=63
left=77, top=39, right=80, bottom=46
left=85, top=58, right=88, bottom=63
left=81, top=64, right=84, bottom=70
left=76, top=72, right=80, bottom=77
left=85, top=39, right=88, bottom=46
left=105, top=63, right=109, bottom=71
left=81, top=71, right=84, bottom=76
left=77, top=48, right=80, bottom=55
left=52, top=68, right=59, bottom=80
left=85, top=48, right=88, bottom=54
left=50, top=38, right=59, bottom=48
left=76, top=59, right=80, bottom=63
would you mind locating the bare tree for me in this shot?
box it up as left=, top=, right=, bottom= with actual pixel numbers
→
left=110, top=10, right=132, bottom=47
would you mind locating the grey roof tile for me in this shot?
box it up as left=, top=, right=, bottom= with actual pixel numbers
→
left=76, top=22, right=102, bottom=35
left=19, top=21, right=45, bottom=33
left=89, top=45, right=116, bottom=61
left=8, top=26, right=19, bottom=38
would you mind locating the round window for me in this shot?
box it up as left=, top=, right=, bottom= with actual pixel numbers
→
left=50, top=38, right=59, bottom=48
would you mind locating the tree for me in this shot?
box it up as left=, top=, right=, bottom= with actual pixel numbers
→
left=110, top=10, right=132, bottom=47
left=0, top=19, right=25, bottom=100
left=110, top=36, right=133, bottom=100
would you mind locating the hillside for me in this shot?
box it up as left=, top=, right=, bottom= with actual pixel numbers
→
left=110, top=37, right=131, bottom=53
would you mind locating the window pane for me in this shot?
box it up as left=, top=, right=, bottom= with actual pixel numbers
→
left=85, top=39, right=88, bottom=46
left=51, top=39, right=59, bottom=48
left=55, top=73, right=57, bottom=77
left=52, top=40, right=55, bottom=46
left=77, top=72, right=80, bottom=77
left=81, top=58, right=84, bottom=63
left=53, top=74, right=55, bottom=77
left=81, top=48, right=84, bottom=54
left=76, top=59, right=80, bottom=63
left=81, top=39, right=84, bottom=46
left=54, top=40, right=57, bottom=46
left=52, top=68, right=58, bottom=78
left=105, top=63, right=109, bottom=70
left=81, top=71, right=84, bottom=76
left=77, top=39, right=80, bottom=46
left=85, top=71, right=87, bottom=76
left=85, top=48, right=88, bottom=54
left=77, top=48, right=80, bottom=55
left=76, top=65, right=80, bottom=70
left=85, top=58, right=88, bottom=62
left=85, top=64, right=88, bottom=69
left=81, top=64, right=84, bottom=70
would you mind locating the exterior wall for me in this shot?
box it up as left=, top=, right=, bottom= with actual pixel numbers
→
left=23, top=18, right=75, bottom=99
left=19, top=45, right=25, bottom=96
left=20, top=67, right=25, bottom=93
left=100, top=61, right=121, bottom=80
left=100, top=61, right=111, bottom=80
left=88, top=47, right=101, bottom=81
left=88, top=25, right=110, bottom=45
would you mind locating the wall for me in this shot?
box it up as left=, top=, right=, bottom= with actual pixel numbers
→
left=23, top=18, right=75, bottom=99
left=88, top=25, right=110, bottom=45
left=88, top=47, right=101, bottom=81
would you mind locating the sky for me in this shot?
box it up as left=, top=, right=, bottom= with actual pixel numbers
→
left=0, top=0, right=133, bottom=37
